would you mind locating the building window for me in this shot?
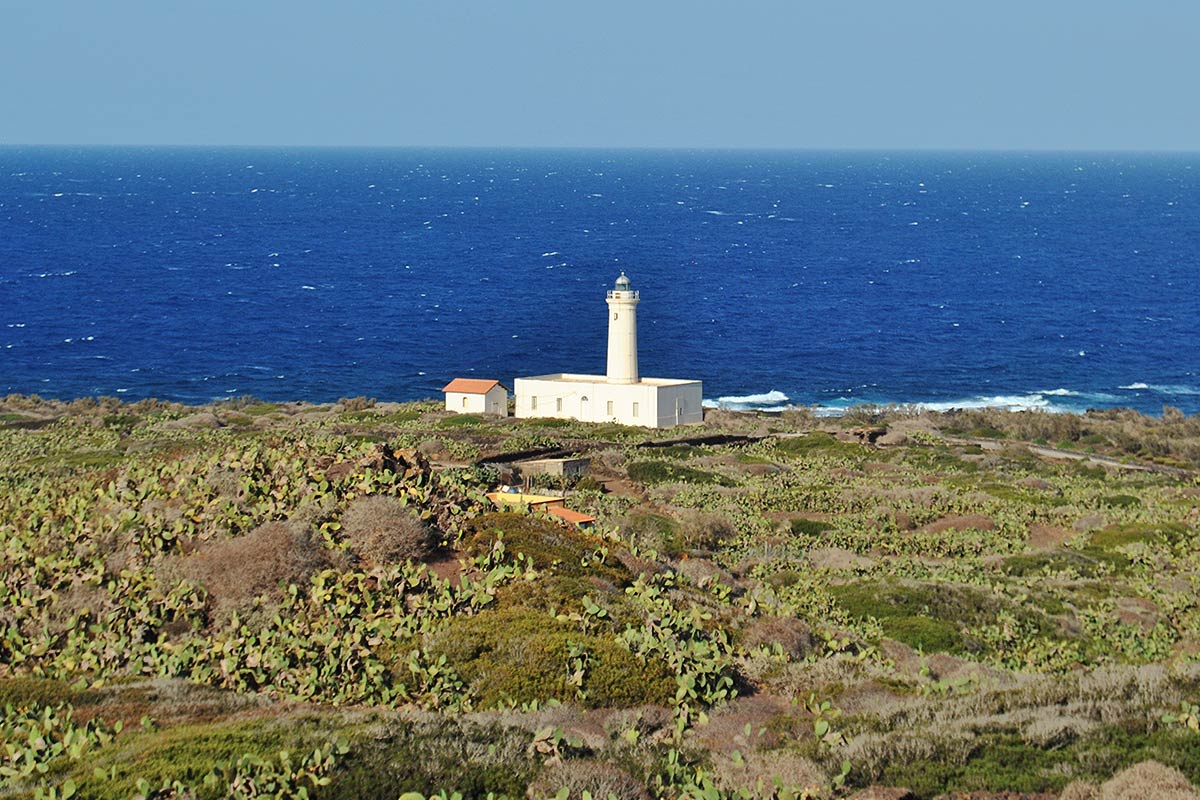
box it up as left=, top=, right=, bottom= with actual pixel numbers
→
left=632, top=402, right=639, bottom=417
left=462, top=397, right=468, bottom=408
left=556, top=398, right=563, bottom=412
left=531, top=396, right=537, bottom=410
left=606, top=400, right=613, bottom=415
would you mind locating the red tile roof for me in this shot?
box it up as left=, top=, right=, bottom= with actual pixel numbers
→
left=546, top=506, right=597, bottom=525
left=442, top=378, right=502, bottom=395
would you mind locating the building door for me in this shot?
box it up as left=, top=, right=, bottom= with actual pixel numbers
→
left=580, top=396, right=589, bottom=421
left=676, top=398, right=683, bottom=425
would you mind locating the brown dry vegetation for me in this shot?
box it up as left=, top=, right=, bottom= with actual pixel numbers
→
left=339, top=494, right=437, bottom=565
left=170, top=520, right=333, bottom=623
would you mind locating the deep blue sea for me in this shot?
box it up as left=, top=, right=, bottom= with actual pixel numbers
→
left=2, top=147, right=1198, bottom=415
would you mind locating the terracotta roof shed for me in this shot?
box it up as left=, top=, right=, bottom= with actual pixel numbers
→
left=442, top=378, right=503, bottom=394
left=545, top=506, right=597, bottom=526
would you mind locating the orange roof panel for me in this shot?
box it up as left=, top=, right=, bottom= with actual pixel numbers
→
left=546, top=506, right=597, bottom=525
left=442, top=378, right=502, bottom=394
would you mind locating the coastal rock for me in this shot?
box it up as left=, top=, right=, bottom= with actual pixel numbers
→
left=876, top=430, right=908, bottom=447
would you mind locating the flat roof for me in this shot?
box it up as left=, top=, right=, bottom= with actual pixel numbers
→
left=485, top=491, right=564, bottom=508
left=516, top=373, right=700, bottom=387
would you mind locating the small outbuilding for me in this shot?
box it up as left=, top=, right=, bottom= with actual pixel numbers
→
left=442, top=378, right=509, bottom=416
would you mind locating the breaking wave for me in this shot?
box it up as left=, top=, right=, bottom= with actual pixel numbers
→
left=1119, top=383, right=1200, bottom=395
left=703, top=390, right=790, bottom=411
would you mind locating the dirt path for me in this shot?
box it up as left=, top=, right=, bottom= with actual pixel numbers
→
left=948, top=436, right=1194, bottom=477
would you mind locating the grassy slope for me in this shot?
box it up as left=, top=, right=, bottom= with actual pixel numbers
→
left=1, top=395, right=1200, bottom=799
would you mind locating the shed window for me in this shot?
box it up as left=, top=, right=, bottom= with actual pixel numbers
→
left=531, top=396, right=537, bottom=410
left=632, top=402, right=640, bottom=417
left=556, top=398, right=563, bottom=412
left=462, top=396, right=468, bottom=408
left=606, top=400, right=613, bottom=415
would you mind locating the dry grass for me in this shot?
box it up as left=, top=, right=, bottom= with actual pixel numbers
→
left=712, top=749, right=826, bottom=798
left=525, top=759, right=650, bottom=800
left=741, top=617, right=816, bottom=661
left=172, top=520, right=331, bottom=622
left=1099, top=760, right=1200, bottom=799
left=339, top=495, right=436, bottom=565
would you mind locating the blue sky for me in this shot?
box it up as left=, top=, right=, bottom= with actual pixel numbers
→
left=2, top=1, right=1197, bottom=150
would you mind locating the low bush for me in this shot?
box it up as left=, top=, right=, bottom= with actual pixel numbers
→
left=773, top=432, right=857, bottom=456
left=1002, top=549, right=1116, bottom=578
left=425, top=607, right=674, bottom=709
left=789, top=518, right=833, bottom=537
left=438, top=414, right=483, bottom=428
left=340, top=495, right=436, bottom=565
left=1090, top=522, right=1188, bottom=550
left=330, top=717, right=536, bottom=800
left=174, top=520, right=331, bottom=622
left=465, top=513, right=626, bottom=583
left=830, top=580, right=1003, bottom=654
left=526, top=759, right=650, bottom=800
left=626, top=460, right=734, bottom=487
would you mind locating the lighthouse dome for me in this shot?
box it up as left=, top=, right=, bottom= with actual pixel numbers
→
left=614, top=272, right=632, bottom=290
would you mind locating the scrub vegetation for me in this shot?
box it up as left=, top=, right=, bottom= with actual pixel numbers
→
left=2, top=393, right=1200, bottom=799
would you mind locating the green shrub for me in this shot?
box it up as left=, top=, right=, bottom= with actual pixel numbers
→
left=830, top=581, right=1001, bottom=654
left=875, top=731, right=1068, bottom=797
left=425, top=607, right=674, bottom=709
left=329, top=717, right=537, bottom=799
left=438, top=414, right=483, bottom=428
left=1101, top=494, right=1142, bottom=509
left=0, top=677, right=75, bottom=707
left=1002, top=549, right=1113, bottom=578
left=621, top=512, right=680, bottom=553
left=883, top=617, right=964, bottom=654
left=626, top=461, right=734, bottom=487
left=1090, top=522, right=1188, bottom=550
left=789, top=518, right=834, bottom=537
left=242, top=403, right=281, bottom=417
left=773, top=432, right=857, bottom=456
left=465, top=513, right=627, bottom=583
left=65, top=717, right=316, bottom=799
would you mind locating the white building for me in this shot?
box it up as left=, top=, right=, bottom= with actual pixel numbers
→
left=442, top=378, right=509, bottom=416
left=514, top=273, right=703, bottom=428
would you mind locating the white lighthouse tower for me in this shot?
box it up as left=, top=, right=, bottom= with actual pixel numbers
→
left=605, top=272, right=639, bottom=384
left=512, top=272, right=703, bottom=428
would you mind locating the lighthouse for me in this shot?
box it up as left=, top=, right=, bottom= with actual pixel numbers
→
left=512, top=272, right=703, bottom=428
left=605, top=272, right=639, bottom=384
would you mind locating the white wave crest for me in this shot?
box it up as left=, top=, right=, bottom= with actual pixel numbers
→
left=703, top=390, right=790, bottom=411
left=1119, top=382, right=1199, bottom=395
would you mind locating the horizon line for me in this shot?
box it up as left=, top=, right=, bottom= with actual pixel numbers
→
left=2, top=142, right=1199, bottom=156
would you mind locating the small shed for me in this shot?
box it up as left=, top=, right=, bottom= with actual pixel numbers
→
left=517, top=457, right=591, bottom=480
left=442, top=378, right=509, bottom=416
